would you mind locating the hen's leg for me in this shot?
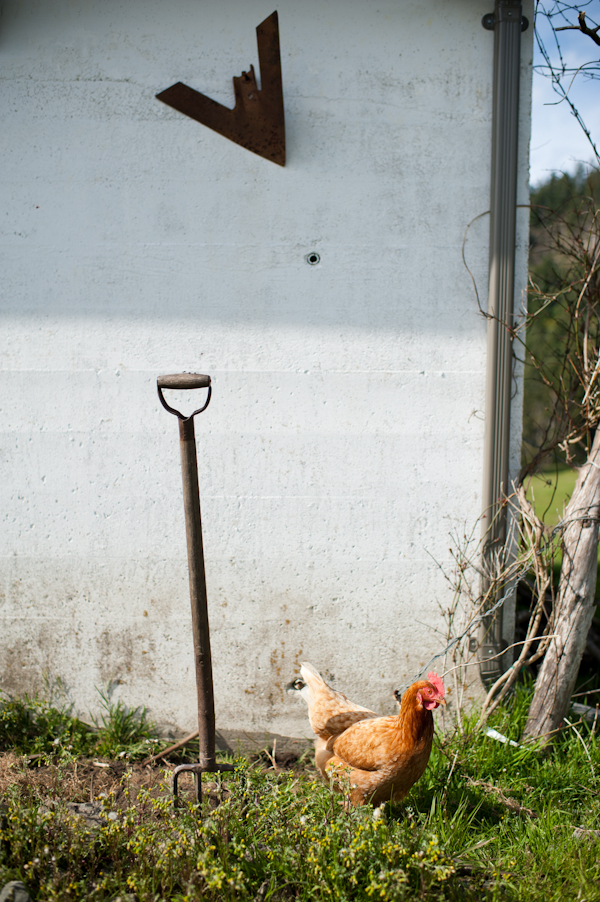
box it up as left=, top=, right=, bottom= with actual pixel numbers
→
left=314, top=738, right=334, bottom=777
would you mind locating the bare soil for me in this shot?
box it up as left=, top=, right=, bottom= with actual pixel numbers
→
left=0, top=750, right=307, bottom=814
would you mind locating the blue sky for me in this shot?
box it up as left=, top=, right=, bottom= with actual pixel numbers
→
left=530, top=0, right=600, bottom=184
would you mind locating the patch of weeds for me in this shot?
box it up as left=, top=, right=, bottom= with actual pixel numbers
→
left=0, top=685, right=158, bottom=763
left=92, top=689, right=156, bottom=761
left=0, top=763, right=466, bottom=901
left=1, top=683, right=600, bottom=900
left=0, top=692, right=94, bottom=759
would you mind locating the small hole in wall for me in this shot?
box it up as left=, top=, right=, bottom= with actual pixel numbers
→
left=305, top=252, right=321, bottom=265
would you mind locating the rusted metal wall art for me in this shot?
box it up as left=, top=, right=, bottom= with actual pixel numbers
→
left=156, top=11, right=285, bottom=166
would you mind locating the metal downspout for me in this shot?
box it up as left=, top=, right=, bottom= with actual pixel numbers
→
left=479, top=0, right=525, bottom=686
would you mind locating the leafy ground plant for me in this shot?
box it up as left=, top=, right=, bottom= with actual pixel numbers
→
left=0, top=686, right=157, bottom=762
left=91, top=690, right=156, bottom=760
left=1, top=683, right=599, bottom=901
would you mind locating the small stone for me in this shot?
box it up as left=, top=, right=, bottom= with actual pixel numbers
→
left=573, top=827, right=600, bottom=840
left=66, top=802, right=104, bottom=830
left=252, top=881, right=270, bottom=902
left=0, top=881, right=32, bottom=902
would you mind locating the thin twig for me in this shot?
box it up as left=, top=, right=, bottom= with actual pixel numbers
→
left=263, top=739, right=278, bottom=771
left=142, top=730, right=199, bottom=766
left=441, top=751, right=459, bottom=807
left=571, top=686, right=600, bottom=699
left=464, top=777, right=538, bottom=818
left=556, top=11, right=600, bottom=46
left=442, top=635, right=559, bottom=684
left=564, top=717, right=595, bottom=777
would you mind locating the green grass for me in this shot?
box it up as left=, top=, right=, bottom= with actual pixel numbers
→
left=91, top=690, right=157, bottom=760
left=527, top=464, right=600, bottom=602
left=1, top=683, right=600, bottom=901
left=526, top=465, right=577, bottom=527
left=0, top=686, right=157, bottom=761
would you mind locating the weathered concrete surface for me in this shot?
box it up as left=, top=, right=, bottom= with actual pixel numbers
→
left=0, top=0, right=532, bottom=737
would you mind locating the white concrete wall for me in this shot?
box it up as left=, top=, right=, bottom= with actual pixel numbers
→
left=1, top=0, right=533, bottom=738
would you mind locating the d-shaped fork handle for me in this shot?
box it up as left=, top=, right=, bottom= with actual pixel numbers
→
left=157, top=373, right=212, bottom=420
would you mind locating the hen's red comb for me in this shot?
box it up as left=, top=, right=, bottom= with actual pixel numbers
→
left=427, top=672, right=445, bottom=697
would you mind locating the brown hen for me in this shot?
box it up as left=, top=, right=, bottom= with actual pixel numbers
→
left=308, top=672, right=446, bottom=806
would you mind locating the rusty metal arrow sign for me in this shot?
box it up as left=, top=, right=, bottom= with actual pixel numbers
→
left=156, top=11, right=285, bottom=166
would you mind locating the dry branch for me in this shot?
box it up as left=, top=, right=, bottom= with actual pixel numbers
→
left=464, top=776, right=538, bottom=818
left=142, top=730, right=199, bottom=766
left=556, top=11, right=600, bottom=46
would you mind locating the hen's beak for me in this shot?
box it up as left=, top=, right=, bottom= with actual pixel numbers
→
left=437, top=697, right=447, bottom=707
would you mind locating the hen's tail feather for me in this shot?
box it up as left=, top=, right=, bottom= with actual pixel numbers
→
left=296, top=662, right=323, bottom=707
left=300, top=662, right=325, bottom=684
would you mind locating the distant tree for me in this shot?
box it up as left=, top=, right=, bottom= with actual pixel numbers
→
left=522, top=167, right=600, bottom=465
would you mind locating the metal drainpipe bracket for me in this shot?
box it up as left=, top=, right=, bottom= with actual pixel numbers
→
left=482, top=11, right=529, bottom=30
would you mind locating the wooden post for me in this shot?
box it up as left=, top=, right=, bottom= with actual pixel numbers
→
left=524, top=428, right=600, bottom=741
